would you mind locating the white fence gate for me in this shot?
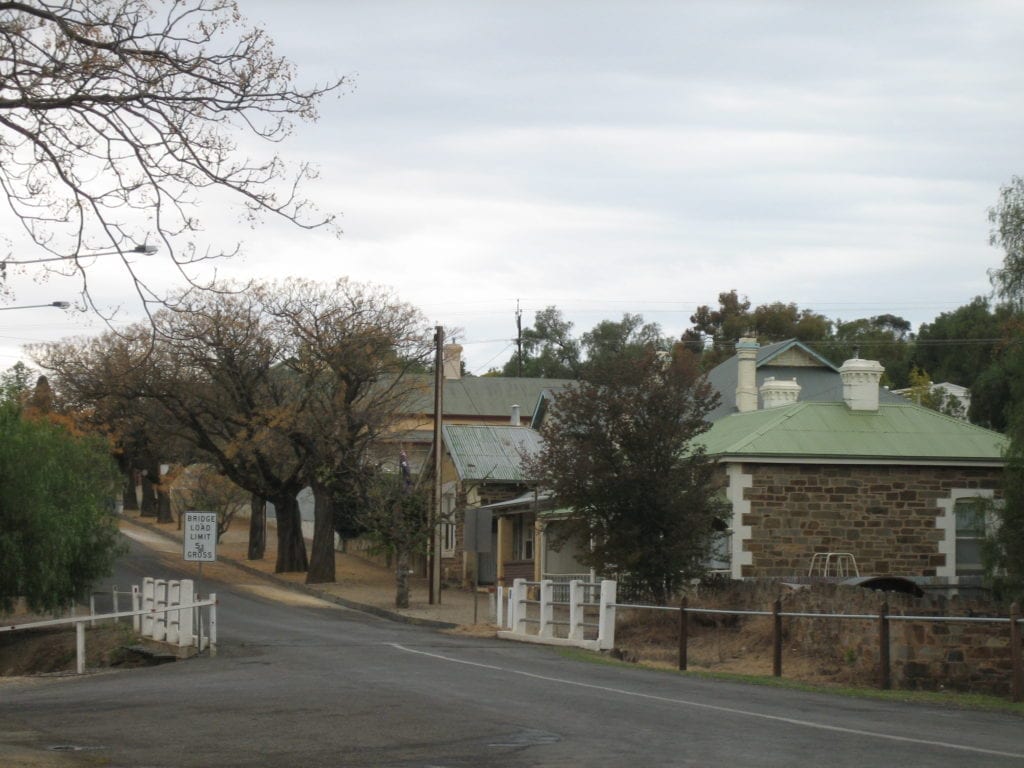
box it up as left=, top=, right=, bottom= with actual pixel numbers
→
left=497, top=578, right=617, bottom=651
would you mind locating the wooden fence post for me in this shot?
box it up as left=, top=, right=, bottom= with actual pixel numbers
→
left=1011, top=602, right=1022, bottom=704
left=772, top=598, right=782, bottom=678
left=878, top=600, right=891, bottom=691
left=678, top=595, right=688, bottom=671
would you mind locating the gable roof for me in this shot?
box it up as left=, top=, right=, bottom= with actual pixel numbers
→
left=696, top=401, right=1007, bottom=465
left=441, top=424, right=542, bottom=482
left=705, top=338, right=906, bottom=421
left=406, top=376, right=574, bottom=420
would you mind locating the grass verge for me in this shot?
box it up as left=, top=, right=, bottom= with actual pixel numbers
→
left=554, top=646, right=1024, bottom=717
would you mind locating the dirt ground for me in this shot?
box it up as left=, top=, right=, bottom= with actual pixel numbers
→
left=0, top=623, right=144, bottom=677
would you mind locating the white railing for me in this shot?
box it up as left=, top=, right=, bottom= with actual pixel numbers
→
left=497, top=578, right=616, bottom=651
left=0, top=578, right=217, bottom=675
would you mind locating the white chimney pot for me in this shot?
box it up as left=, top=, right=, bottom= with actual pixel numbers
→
left=839, top=358, right=885, bottom=411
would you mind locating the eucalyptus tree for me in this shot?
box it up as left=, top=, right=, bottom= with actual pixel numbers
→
left=268, top=278, right=434, bottom=584
left=36, top=289, right=309, bottom=571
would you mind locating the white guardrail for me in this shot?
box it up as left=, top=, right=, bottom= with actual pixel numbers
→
left=0, top=577, right=217, bottom=674
left=497, top=578, right=617, bottom=651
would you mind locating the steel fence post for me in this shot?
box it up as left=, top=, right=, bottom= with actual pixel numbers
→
left=878, top=601, right=891, bottom=690
left=678, top=595, right=688, bottom=671
left=772, top=598, right=782, bottom=677
left=1011, top=602, right=1021, bottom=704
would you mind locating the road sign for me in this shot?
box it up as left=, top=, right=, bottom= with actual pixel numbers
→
left=183, top=511, right=218, bottom=562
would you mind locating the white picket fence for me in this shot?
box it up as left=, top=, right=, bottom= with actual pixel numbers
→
left=136, top=577, right=214, bottom=651
left=0, top=578, right=217, bottom=674
left=497, top=578, right=617, bottom=651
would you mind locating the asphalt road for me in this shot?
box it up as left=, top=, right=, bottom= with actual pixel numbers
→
left=1, top=534, right=1022, bottom=767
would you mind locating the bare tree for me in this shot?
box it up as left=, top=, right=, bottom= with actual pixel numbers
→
left=0, top=0, right=344, bottom=314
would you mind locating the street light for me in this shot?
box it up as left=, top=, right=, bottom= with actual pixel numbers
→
left=0, top=301, right=71, bottom=311
left=2, top=243, right=159, bottom=265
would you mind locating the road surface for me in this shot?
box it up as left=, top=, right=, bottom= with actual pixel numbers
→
left=1, top=530, right=1021, bottom=767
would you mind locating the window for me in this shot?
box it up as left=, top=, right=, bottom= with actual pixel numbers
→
left=512, top=514, right=534, bottom=561
left=441, top=522, right=457, bottom=556
left=441, top=492, right=456, bottom=557
left=954, top=498, right=986, bottom=575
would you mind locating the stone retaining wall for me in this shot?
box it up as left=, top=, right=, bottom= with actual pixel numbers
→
left=692, top=580, right=1021, bottom=695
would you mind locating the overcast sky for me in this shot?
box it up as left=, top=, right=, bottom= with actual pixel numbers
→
left=3, top=0, right=1024, bottom=374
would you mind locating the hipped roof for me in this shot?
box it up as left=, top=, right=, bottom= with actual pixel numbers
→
left=696, top=401, right=1007, bottom=464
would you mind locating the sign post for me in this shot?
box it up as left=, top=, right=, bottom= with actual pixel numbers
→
left=183, top=511, right=218, bottom=599
left=464, top=508, right=492, bottom=624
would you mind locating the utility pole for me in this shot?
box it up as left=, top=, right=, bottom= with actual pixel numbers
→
left=515, top=300, right=523, bottom=377
left=429, top=325, right=444, bottom=605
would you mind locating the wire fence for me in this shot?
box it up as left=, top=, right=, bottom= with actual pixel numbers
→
left=620, top=597, right=1023, bottom=702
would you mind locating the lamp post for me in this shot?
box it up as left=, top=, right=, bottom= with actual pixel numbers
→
left=2, top=243, right=159, bottom=266
left=0, top=301, right=71, bottom=311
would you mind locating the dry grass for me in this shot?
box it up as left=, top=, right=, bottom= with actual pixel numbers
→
left=613, top=608, right=873, bottom=685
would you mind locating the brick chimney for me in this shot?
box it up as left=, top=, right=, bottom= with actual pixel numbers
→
left=735, top=337, right=759, bottom=413
left=443, top=344, right=463, bottom=380
left=839, top=358, right=884, bottom=411
left=760, top=377, right=801, bottom=409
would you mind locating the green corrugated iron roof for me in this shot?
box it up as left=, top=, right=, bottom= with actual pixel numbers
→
left=406, top=376, right=573, bottom=419
left=696, top=401, right=1007, bottom=463
left=442, top=424, right=543, bottom=481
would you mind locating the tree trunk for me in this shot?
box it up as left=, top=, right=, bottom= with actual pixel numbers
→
left=306, top=483, right=336, bottom=584
left=139, top=467, right=157, bottom=517
left=121, top=466, right=139, bottom=512
left=271, top=493, right=308, bottom=573
left=156, top=484, right=173, bottom=524
left=395, top=548, right=410, bottom=608
left=248, top=494, right=266, bottom=561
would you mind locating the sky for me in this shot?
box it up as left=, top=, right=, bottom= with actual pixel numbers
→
left=3, top=0, right=1024, bottom=375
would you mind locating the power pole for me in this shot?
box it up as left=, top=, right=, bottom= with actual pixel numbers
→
left=429, top=325, right=444, bottom=605
left=515, top=300, right=523, bottom=377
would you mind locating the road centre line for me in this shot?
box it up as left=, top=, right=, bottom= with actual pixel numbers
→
left=389, top=643, right=1024, bottom=761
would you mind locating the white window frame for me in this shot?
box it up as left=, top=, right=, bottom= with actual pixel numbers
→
left=936, top=488, right=996, bottom=580
left=512, top=514, right=535, bottom=561
left=440, top=490, right=456, bottom=557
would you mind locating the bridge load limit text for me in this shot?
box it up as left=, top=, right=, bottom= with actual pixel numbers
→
left=183, top=511, right=218, bottom=562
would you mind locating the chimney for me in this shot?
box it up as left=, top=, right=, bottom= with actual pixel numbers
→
left=510, top=404, right=521, bottom=425
left=839, top=358, right=885, bottom=411
left=443, top=343, right=463, bottom=380
left=760, top=377, right=801, bottom=409
left=735, top=337, right=759, bottom=413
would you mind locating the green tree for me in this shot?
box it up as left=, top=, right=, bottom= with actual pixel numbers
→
left=916, top=297, right=1013, bottom=390
left=0, top=0, right=343, bottom=312
left=528, top=344, right=723, bottom=604
left=821, top=314, right=915, bottom=388
left=580, top=313, right=668, bottom=374
left=751, top=302, right=832, bottom=343
left=0, top=400, right=122, bottom=613
left=983, top=177, right=1024, bottom=599
left=502, top=306, right=581, bottom=378
left=683, top=291, right=831, bottom=368
left=359, top=459, right=431, bottom=609
left=685, top=290, right=752, bottom=367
